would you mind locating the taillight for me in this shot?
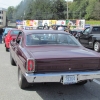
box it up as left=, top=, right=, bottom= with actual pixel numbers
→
left=27, top=59, right=35, bottom=71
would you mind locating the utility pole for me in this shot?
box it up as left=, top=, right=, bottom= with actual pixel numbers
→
left=67, top=0, right=68, bottom=19
left=23, top=11, right=25, bottom=20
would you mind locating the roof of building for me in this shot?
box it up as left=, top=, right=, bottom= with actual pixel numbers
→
left=0, top=8, right=7, bottom=11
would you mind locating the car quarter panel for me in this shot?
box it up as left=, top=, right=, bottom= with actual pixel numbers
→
left=15, top=45, right=28, bottom=73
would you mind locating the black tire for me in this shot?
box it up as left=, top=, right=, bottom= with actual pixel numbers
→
left=18, top=67, right=29, bottom=89
left=76, top=80, right=87, bottom=85
left=94, top=42, right=100, bottom=52
left=6, top=47, right=9, bottom=52
left=10, top=53, right=16, bottom=66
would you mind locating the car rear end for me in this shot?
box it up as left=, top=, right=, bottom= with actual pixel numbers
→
left=23, top=46, right=100, bottom=85
left=5, top=30, right=22, bottom=49
left=15, top=30, right=100, bottom=89
left=2, top=28, right=12, bottom=43
left=6, top=35, right=17, bottom=48
left=24, top=56, right=100, bottom=85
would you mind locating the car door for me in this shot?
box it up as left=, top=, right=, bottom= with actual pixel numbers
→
left=79, top=27, right=91, bottom=47
left=14, top=32, right=23, bottom=65
left=10, top=37, right=17, bottom=62
left=10, top=31, right=22, bottom=62
left=15, top=34, right=27, bottom=72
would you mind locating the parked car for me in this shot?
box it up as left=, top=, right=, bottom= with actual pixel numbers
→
left=77, top=26, right=100, bottom=52
left=10, top=30, right=100, bottom=89
left=71, top=29, right=84, bottom=37
left=37, top=26, right=44, bottom=29
left=5, top=29, right=22, bottom=51
left=2, top=27, right=12, bottom=43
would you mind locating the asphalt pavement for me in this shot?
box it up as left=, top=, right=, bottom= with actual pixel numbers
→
left=0, top=43, right=100, bottom=100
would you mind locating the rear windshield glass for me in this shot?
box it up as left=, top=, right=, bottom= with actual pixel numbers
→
left=11, top=30, right=22, bottom=35
left=26, top=33, right=81, bottom=46
left=92, top=27, right=100, bottom=33
left=3, top=28, right=12, bottom=35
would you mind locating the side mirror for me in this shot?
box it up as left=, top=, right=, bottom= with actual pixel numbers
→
left=16, top=38, right=20, bottom=44
left=16, top=32, right=22, bottom=44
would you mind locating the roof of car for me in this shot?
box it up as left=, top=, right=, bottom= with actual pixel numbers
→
left=9, top=28, right=21, bottom=30
left=51, top=25, right=67, bottom=27
left=86, top=25, right=100, bottom=27
left=22, top=29, right=69, bottom=35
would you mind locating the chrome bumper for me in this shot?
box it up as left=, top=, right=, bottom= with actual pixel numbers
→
left=24, top=71, right=100, bottom=84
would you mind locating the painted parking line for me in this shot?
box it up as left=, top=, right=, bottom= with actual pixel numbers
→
left=93, top=79, right=100, bottom=85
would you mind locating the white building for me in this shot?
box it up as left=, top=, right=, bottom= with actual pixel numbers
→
left=0, top=8, right=6, bottom=28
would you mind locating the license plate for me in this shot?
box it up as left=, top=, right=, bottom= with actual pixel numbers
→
left=63, top=75, right=77, bottom=84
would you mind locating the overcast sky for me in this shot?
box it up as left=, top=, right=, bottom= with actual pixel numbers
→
left=0, top=0, right=73, bottom=9
left=0, top=0, right=22, bottom=8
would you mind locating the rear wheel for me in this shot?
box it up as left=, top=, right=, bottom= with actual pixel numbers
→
left=6, top=47, right=9, bottom=52
left=5, top=44, right=9, bottom=52
left=94, top=42, right=100, bottom=52
left=10, top=53, right=16, bottom=66
left=18, top=67, right=30, bottom=89
left=76, top=80, right=87, bottom=85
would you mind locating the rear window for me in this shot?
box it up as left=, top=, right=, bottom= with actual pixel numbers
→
left=5, top=28, right=12, bottom=33
left=3, top=28, right=12, bottom=35
left=26, top=33, right=81, bottom=46
left=11, top=30, right=22, bottom=35
left=92, top=27, right=100, bottom=33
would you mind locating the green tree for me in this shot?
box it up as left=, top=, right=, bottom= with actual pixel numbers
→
left=53, top=0, right=66, bottom=19
left=85, top=0, right=96, bottom=20
left=92, top=1, right=100, bottom=20
left=7, top=6, right=15, bottom=21
left=7, top=0, right=67, bottom=20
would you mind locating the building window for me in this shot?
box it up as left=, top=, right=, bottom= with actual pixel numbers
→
left=0, top=22, right=3, bottom=25
left=0, top=16, right=3, bottom=19
left=0, top=11, right=3, bottom=14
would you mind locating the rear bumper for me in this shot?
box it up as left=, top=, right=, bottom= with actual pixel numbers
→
left=24, top=71, right=100, bottom=84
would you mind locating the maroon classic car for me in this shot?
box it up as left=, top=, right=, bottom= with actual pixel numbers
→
left=10, top=30, right=100, bottom=89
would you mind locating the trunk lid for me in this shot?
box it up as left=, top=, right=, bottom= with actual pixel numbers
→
left=27, top=46, right=100, bottom=72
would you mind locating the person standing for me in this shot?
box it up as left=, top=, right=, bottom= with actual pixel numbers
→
left=65, top=28, right=70, bottom=33
left=49, top=26, right=53, bottom=30
left=58, top=25, right=64, bottom=31
left=52, top=26, right=56, bottom=30
left=67, top=23, right=72, bottom=33
left=0, top=28, right=4, bottom=43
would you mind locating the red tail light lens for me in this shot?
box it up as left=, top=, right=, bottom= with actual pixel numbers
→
left=27, top=60, right=35, bottom=71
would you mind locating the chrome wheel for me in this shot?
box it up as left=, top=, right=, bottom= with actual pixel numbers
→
left=94, top=42, right=100, bottom=52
